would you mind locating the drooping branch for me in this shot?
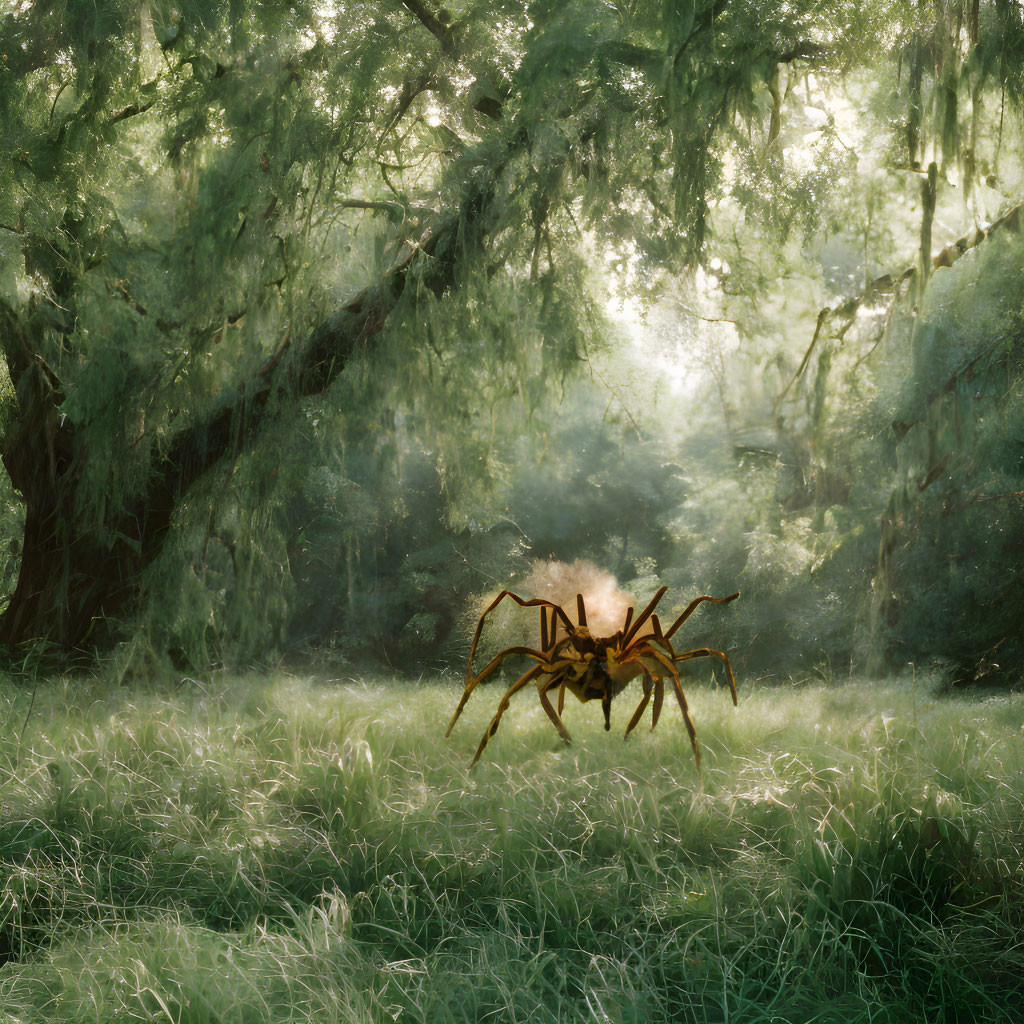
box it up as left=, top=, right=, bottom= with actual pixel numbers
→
left=133, top=191, right=491, bottom=584
left=774, top=199, right=1024, bottom=422
left=338, top=199, right=435, bottom=220
left=918, top=162, right=939, bottom=296
left=772, top=307, right=831, bottom=423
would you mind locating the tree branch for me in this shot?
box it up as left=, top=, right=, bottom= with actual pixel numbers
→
left=400, top=0, right=459, bottom=59
left=376, top=71, right=438, bottom=155
left=339, top=199, right=434, bottom=219
left=108, top=99, right=156, bottom=125
left=774, top=200, right=1024, bottom=421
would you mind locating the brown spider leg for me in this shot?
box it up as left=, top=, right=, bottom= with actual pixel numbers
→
left=662, top=592, right=739, bottom=641
left=451, top=619, right=576, bottom=740
left=576, top=593, right=588, bottom=627
left=673, top=647, right=739, bottom=705
left=650, top=674, right=665, bottom=730
left=540, top=607, right=564, bottom=655
left=620, top=651, right=664, bottom=729
left=552, top=634, right=580, bottom=717
left=468, top=663, right=549, bottom=766
left=447, top=644, right=553, bottom=738
left=624, top=668, right=654, bottom=739
left=621, top=586, right=668, bottom=646
left=620, top=618, right=673, bottom=667
left=466, top=591, right=576, bottom=678
left=615, top=650, right=661, bottom=732
left=648, top=613, right=677, bottom=660
left=646, top=647, right=701, bottom=770
left=538, top=673, right=574, bottom=745
left=468, top=644, right=556, bottom=682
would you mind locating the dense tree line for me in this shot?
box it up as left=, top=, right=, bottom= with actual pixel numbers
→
left=0, top=1, right=1022, bottom=683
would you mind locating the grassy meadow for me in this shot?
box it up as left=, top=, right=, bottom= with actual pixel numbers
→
left=0, top=669, right=1022, bottom=1023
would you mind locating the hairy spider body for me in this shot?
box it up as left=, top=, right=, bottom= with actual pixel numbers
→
left=446, top=586, right=739, bottom=767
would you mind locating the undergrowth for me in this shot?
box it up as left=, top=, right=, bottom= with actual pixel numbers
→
left=0, top=671, right=1022, bottom=1022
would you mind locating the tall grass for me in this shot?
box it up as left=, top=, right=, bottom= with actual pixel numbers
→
left=0, top=670, right=1022, bottom=1022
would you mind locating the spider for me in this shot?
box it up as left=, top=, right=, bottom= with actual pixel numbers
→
left=445, top=586, right=739, bottom=767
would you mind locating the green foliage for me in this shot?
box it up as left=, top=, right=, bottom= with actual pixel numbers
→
left=0, top=0, right=1023, bottom=679
left=808, top=230, right=1024, bottom=681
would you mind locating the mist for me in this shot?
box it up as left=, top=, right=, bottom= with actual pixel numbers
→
left=4, top=5, right=1024, bottom=1020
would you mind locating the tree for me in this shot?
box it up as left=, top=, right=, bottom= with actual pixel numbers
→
left=0, top=1, right=1020, bottom=670
left=0, top=1, right=835, bottom=653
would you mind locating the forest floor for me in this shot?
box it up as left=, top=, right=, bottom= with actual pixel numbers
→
left=0, top=669, right=1022, bottom=1023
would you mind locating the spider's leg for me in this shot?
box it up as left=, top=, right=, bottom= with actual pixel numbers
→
left=622, top=586, right=668, bottom=645
left=623, top=668, right=654, bottom=739
left=471, top=644, right=556, bottom=681
left=621, top=648, right=664, bottom=730
left=469, top=663, right=548, bottom=766
left=663, top=592, right=739, bottom=641
left=540, top=608, right=563, bottom=654
left=647, top=648, right=701, bottom=770
left=538, top=673, right=574, bottom=745
left=576, top=593, right=588, bottom=627
left=601, top=687, right=612, bottom=731
left=623, top=690, right=650, bottom=739
left=447, top=644, right=551, bottom=738
left=674, top=647, right=739, bottom=706
left=557, top=677, right=566, bottom=715
left=466, top=591, right=576, bottom=680
left=651, top=674, right=665, bottom=730
left=463, top=632, right=574, bottom=705
left=650, top=614, right=676, bottom=660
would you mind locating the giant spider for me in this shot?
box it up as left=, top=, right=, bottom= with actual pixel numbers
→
left=446, top=586, right=739, bottom=767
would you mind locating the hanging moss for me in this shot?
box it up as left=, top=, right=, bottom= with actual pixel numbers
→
left=0, top=0, right=1023, bottom=675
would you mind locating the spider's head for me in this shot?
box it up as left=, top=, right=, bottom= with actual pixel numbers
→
left=568, top=625, right=597, bottom=656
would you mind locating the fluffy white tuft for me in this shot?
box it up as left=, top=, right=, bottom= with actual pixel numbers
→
left=520, top=558, right=636, bottom=638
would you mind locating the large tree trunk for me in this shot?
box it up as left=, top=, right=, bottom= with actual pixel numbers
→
left=0, top=349, right=80, bottom=648
left=0, top=303, right=145, bottom=648
left=0, top=209, right=466, bottom=653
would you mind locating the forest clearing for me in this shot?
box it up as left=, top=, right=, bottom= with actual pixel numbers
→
left=1, top=671, right=1023, bottom=1023
left=2, top=0, right=1024, bottom=1020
